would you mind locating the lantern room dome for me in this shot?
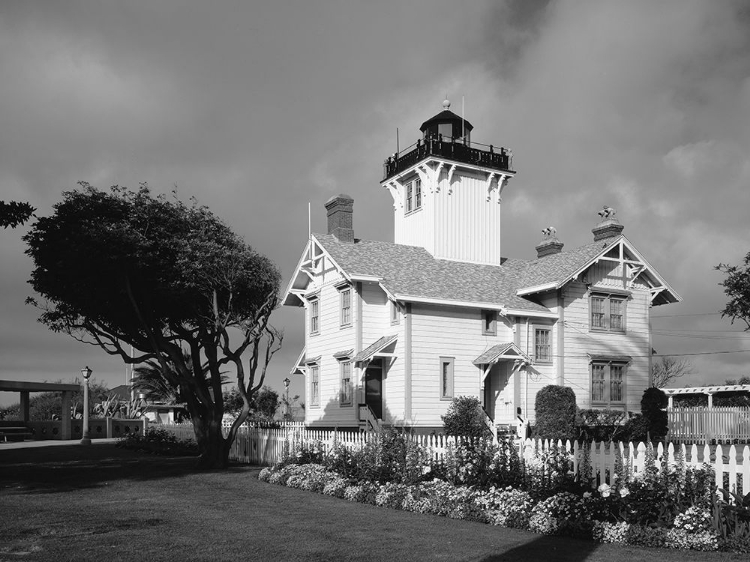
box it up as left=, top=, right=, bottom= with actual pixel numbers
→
left=419, top=98, right=473, bottom=141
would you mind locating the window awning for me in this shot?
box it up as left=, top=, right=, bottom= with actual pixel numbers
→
left=290, top=348, right=306, bottom=375
left=353, top=334, right=398, bottom=363
left=473, top=342, right=531, bottom=366
left=587, top=354, right=632, bottom=363
left=333, top=349, right=354, bottom=360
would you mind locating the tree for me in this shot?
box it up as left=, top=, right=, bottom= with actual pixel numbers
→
left=24, top=184, right=282, bottom=468
left=132, top=350, right=223, bottom=404
left=0, top=201, right=35, bottom=228
left=640, top=387, right=668, bottom=441
left=651, top=356, right=694, bottom=388
left=717, top=252, right=750, bottom=330
left=441, top=396, right=489, bottom=438
left=223, top=385, right=279, bottom=422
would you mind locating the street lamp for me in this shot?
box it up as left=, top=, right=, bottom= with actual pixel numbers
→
left=80, top=366, right=92, bottom=445
left=283, top=377, right=290, bottom=421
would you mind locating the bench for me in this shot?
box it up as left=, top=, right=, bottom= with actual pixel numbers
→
left=0, top=426, right=34, bottom=442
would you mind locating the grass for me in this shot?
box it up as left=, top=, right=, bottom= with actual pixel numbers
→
left=0, top=443, right=747, bottom=562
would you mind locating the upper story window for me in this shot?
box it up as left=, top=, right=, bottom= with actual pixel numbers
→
left=482, top=310, right=497, bottom=335
left=591, top=360, right=626, bottom=406
left=590, top=293, right=627, bottom=333
left=309, top=297, right=319, bottom=335
left=390, top=301, right=400, bottom=325
left=534, top=327, right=551, bottom=363
left=404, top=179, right=422, bottom=214
left=339, top=287, right=352, bottom=327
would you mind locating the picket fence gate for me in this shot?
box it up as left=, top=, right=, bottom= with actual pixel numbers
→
left=161, top=424, right=750, bottom=497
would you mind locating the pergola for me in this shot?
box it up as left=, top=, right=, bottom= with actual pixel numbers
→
left=0, top=379, right=79, bottom=439
left=662, top=384, right=750, bottom=408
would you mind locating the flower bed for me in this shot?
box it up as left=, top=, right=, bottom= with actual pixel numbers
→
left=257, top=430, right=750, bottom=553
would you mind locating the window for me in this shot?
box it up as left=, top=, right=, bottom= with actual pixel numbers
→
left=534, top=328, right=551, bottom=363
left=390, top=301, right=400, bottom=325
left=309, top=298, right=319, bottom=335
left=340, top=361, right=352, bottom=405
left=590, top=293, right=627, bottom=332
left=340, top=288, right=351, bottom=327
left=591, top=361, right=626, bottom=406
left=404, top=179, right=422, bottom=214
left=440, top=357, right=454, bottom=400
left=310, top=364, right=320, bottom=407
left=482, top=310, right=496, bottom=335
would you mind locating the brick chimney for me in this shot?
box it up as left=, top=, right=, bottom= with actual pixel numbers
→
left=325, top=194, right=354, bottom=243
left=592, top=206, right=624, bottom=241
left=535, top=226, right=564, bottom=258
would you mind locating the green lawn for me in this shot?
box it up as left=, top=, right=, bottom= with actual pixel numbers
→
left=0, top=443, right=745, bottom=562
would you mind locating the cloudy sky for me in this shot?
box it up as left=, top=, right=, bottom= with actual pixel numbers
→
left=2, top=0, right=750, bottom=406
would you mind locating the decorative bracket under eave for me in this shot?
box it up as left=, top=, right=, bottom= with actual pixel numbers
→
left=416, top=164, right=432, bottom=195
left=384, top=180, right=404, bottom=210
left=447, top=164, right=457, bottom=195
left=485, top=172, right=497, bottom=202
left=496, top=174, right=509, bottom=203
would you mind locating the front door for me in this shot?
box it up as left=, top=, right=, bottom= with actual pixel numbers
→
left=486, top=362, right=514, bottom=424
left=365, top=360, right=383, bottom=420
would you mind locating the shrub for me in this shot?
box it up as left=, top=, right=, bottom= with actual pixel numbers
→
left=576, top=409, right=626, bottom=442
left=528, top=492, right=587, bottom=535
left=621, top=414, right=649, bottom=443
left=535, top=385, right=576, bottom=441
left=641, top=387, right=668, bottom=441
left=115, top=427, right=198, bottom=456
left=442, top=396, right=490, bottom=438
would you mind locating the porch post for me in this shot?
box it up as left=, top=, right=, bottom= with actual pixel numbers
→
left=707, top=392, right=713, bottom=408
left=20, top=391, right=30, bottom=422
left=60, top=391, right=72, bottom=440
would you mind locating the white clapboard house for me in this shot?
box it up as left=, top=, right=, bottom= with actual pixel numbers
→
left=283, top=99, right=681, bottom=432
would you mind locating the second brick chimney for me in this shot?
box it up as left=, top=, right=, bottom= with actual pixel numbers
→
left=592, top=206, right=624, bottom=241
left=325, top=194, right=354, bottom=243
left=536, top=226, right=564, bottom=258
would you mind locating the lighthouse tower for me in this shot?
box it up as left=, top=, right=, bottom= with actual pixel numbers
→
left=381, top=99, right=516, bottom=266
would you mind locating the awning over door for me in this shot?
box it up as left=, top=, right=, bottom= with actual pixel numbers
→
left=473, top=342, right=531, bottom=383
left=290, top=347, right=306, bottom=375
left=353, top=334, right=398, bottom=364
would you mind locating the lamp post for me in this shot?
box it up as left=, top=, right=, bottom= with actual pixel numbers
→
left=80, top=366, right=92, bottom=445
left=283, top=377, right=290, bottom=421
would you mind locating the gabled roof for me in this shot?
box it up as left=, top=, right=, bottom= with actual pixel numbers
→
left=473, top=342, right=531, bottom=366
left=312, top=234, right=553, bottom=316
left=353, top=335, right=398, bottom=363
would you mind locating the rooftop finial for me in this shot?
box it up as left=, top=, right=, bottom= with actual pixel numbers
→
left=443, top=96, right=451, bottom=109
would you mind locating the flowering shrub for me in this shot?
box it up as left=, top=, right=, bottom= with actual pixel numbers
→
left=477, top=486, right=534, bottom=529
left=664, top=529, right=719, bottom=551
left=528, top=492, right=587, bottom=535
left=285, top=464, right=332, bottom=493
left=343, top=482, right=379, bottom=504
left=673, top=506, right=713, bottom=533
left=258, top=467, right=273, bottom=482
left=322, top=475, right=349, bottom=498
left=375, top=482, right=409, bottom=510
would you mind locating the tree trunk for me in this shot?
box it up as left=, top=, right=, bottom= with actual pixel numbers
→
left=192, top=416, right=232, bottom=469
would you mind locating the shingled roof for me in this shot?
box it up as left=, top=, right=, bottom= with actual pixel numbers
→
left=314, top=233, right=552, bottom=314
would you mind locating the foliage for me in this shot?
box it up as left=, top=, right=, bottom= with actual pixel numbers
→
left=576, top=409, right=626, bottom=442
left=640, top=387, right=668, bottom=441
left=0, top=378, right=110, bottom=421
left=534, top=385, right=577, bottom=441
left=23, top=184, right=282, bottom=468
left=717, top=252, right=750, bottom=331
left=528, top=492, right=587, bottom=535
left=223, top=385, right=279, bottom=422
left=441, top=396, right=489, bottom=438
left=0, top=201, right=35, bottom=229
left=651, top=356, right=694, bottom=388
left=621, top=414, right=650, bottom=442
left=712, top=488, right=750, bottom=542
left=115, top=427, right=198, bottom=456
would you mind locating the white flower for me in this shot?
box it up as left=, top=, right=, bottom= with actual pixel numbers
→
left=583, top=491, right=592, bottom=499
left=619, top=487, right=629, bottom=498
left=598, top=483, right=611, bottom=498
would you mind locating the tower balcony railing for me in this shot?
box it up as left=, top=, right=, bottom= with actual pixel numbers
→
left=383, top=135, right=514, bottom=181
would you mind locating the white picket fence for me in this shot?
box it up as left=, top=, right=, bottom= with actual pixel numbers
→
left=669, top=407, right=750, bottom=443
left=161, top=424, right=750, bottom=496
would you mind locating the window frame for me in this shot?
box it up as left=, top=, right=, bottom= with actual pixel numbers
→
left=534, top=326, right=552, bottom=364
left=309, top=297, right=320, bottom=335
left=339, top=287, right=352, bottom=328
left=590, top=360, right=627, bottom=407
left=339, top=360, right=352, bottom=406
left=589, top=292, right=627, bottom=333
left=405, top=181, right=413, bottom=213
left=404, top=179, right=423, bottom=215
left=390, top=301, right=400, bottom=325
left=309, top=363, right=320, bottom=408
left=439, top=356, right=454, bottom=401
left=482, top=310, right=497, bottom=335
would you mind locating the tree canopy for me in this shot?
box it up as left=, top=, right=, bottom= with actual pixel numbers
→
left=24, top=183, right=282, bottom=468
left=717, top=252, right=750, bottom=331
left=0, top=201, right=35, bottom=228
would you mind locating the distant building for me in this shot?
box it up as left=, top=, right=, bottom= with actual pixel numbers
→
left=283, top=99, right=681, bottom=432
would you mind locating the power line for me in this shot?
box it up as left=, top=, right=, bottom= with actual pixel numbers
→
left=651, top=312, right=722, bottom=319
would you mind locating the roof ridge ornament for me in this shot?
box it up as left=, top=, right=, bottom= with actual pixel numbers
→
left=443, top=96, right=450, bottom=109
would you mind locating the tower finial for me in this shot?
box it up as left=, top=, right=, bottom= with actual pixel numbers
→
left=443, top=96, right=450, bottom=109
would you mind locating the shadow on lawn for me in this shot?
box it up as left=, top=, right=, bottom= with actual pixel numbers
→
left=0, top=443, right=251, bottom=493
left=481, top=534, right=599, bottom=562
